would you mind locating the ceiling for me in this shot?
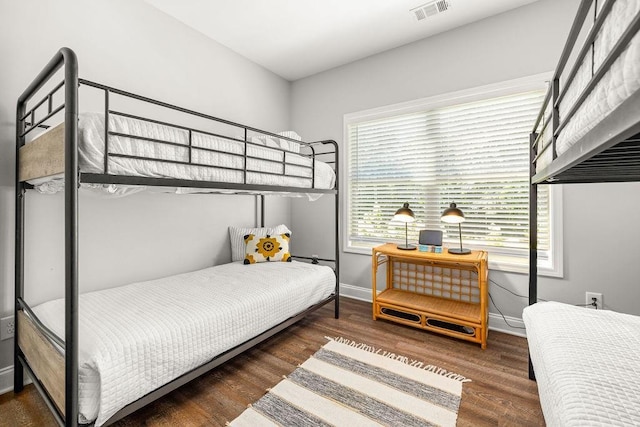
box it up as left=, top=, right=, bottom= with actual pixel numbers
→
left=144, top=0, right=540, bottom=81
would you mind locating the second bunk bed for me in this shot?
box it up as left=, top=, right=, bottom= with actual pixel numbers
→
left=14, top=47, right=340, bottom=426
left=526, top=0, right=640, bottom=425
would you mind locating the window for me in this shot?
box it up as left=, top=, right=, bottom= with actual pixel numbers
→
left=344, top=75, right=561, bottom=275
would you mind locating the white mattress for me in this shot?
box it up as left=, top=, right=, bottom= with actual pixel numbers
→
left=31, top=261, right=336, bottom=426
left=523, top=301, right=640, bottom=426
left=32, top=113, right=335, bottom=193
left=536, top=0, right=640, bottom=171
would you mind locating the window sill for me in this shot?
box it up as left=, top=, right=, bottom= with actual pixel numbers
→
left=345, top=244, right=563, bottom=278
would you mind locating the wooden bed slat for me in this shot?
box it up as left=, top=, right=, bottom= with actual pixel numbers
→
left=18, top=310, right=65, bottom=415
left=19, top=123, right=64, bottom=182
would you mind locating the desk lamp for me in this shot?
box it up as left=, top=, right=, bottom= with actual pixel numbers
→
left=393, top=202, right=416, bottom=250
left=441, top=202, right=471, bottom=255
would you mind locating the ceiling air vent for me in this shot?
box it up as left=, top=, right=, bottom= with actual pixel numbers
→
left=411, top=0, right=450, bottom=21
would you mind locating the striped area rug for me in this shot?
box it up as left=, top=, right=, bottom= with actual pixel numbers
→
left=229, top=337, right=470, bottom=426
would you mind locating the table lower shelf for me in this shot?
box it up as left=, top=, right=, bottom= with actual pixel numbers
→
left=374, top=288, right=487, bottom=348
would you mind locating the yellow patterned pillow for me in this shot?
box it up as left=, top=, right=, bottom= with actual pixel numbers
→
left=244, top=233, right=291, bottom=264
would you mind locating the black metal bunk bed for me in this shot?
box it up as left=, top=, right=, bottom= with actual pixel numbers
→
left=14, top=47, right=340, bottom=426
left=528, top=0, right=640, bottom=380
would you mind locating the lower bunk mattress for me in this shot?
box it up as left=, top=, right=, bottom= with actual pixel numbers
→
left=523, top=301, right=640, bottom=426
left=31, top=261, right=336, bottom=426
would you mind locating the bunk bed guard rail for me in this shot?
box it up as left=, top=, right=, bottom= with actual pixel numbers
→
left=79, top=79, right=337, bottom=193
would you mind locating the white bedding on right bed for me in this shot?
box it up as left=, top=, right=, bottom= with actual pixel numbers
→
left=536, top=0, right=640, bottom=171
left=523, top=301, right=640, bottom=426
left=31, top=261, right=336, bottom=426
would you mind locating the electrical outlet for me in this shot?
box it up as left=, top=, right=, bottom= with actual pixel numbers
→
left=585, top=292, right=603, bottom=310
left=1, top=316, right=15, bottom=340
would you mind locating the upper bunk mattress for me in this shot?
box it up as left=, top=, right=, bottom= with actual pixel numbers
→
left=31, top=261, right=336, bottom=426
left=29, top=112, right=335, bottom=193
left=523, top=301, right=640, bottom=426
left=536, top=0, right=640, bottom=171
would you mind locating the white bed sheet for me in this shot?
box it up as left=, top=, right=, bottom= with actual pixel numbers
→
left=32, top=113, right=335, bottom=193
left=31, top=261, right=336, bottom=426
left=523, top=301, right=640, bottom=426
left=536, top=0, right=640, bottom=171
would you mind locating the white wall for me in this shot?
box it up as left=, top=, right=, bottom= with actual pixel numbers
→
left=290, top=0, right=640, bottom=326
left=0, top=0, right=292, bottom=370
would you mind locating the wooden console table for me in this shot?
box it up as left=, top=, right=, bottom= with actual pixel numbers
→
left=372, top=243, right=489, bottom=349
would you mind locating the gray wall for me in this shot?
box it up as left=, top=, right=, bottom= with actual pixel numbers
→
left=0, top=0, right=292, bottom=371
left=2, top=0, right=639, bottom=380
left=290, top=0, right=640, bottom=323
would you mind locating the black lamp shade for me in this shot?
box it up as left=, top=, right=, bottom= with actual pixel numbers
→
left=393, top=202, right=415, bottom=223
left=393, top=202, right=416, bottom=250
left=441, top=202, right=465, bottom=224
left=441, top=202, right=471, bottom=255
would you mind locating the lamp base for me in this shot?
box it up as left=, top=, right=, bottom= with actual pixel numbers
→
left=397, top=244, right=417, bottom=250
left=448, top=248, right=471, bottom=255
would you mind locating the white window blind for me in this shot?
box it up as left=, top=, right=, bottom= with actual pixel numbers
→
left=347, top=90, right=551, bottom=265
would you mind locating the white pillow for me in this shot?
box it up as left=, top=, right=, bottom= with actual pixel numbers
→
left=277, top=131, right=302, bottom=154
left=229, top=224, right=291, bottom=262
left=250, top=135, right=280, bottom=149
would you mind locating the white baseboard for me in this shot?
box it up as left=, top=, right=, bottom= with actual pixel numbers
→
left=0, top=366, right=12, bottom=395
left=0, top=366, right=32, bottom=396
left=339, top=283, right=526, bottom=338
left=488, top=312, right=526, bottom=338
left=339, top=283, right=378, bottom=302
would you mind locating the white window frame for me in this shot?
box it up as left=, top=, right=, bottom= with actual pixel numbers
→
left=342, top=73, right=563, bottom=277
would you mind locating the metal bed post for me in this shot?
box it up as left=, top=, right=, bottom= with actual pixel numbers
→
left=334, top=183, right=340, bottom=319
left=14, top=76, right=26, bottom=396
left=528, top=132, right=538, bottom=381
left=528, top=132, right=539, bottom=307
left=64, top=48, right=80, bottom=427
left=326, top=139, right=340, bottom=319
left=14, top=46, right=80, bottom=426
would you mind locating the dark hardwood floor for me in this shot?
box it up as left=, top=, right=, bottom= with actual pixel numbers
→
left=0, top=298, right=544, bottom=426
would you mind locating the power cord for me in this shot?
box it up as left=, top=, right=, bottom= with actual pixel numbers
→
left=489, top=278, right=547, bottom=302
left=490, top=277, right=596, bottom=308
left=574, top=298, right=598, bottom=309
left=488, top=292, right=526, bottom=329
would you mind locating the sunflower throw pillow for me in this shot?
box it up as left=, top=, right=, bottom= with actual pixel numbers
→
left=244, top=233, right=292, bottom=264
